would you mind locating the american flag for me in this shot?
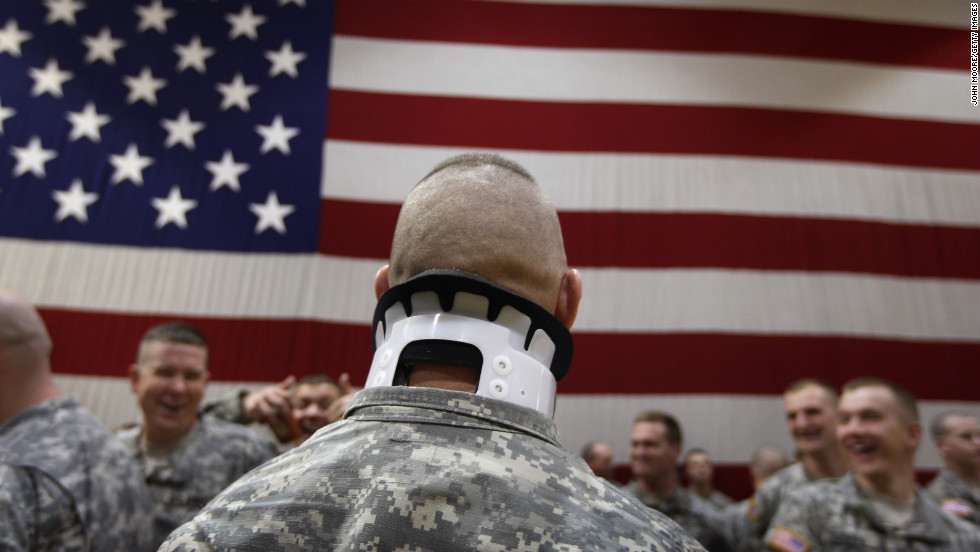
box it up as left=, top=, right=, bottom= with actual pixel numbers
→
left=1, top=0, right=977, bottom=489
left=768, top=527, right=810, bottom=552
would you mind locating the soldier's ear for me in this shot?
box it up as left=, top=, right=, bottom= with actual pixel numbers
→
left=374, top=265, right=390, bottom=300
left=906, top=421, right=922, bottom=450
left=553, top=268, right=582, bottom=329
left=129, top=364, right=141, bottom=393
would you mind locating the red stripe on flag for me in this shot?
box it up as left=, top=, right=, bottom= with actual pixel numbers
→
left=567, top=332, right=980, bottom=400
left=319, top=199, right=980, bottom=279
left=40, top=309, right=978, bottom=401
left=336, top=0, right=965, bottom=70
left=327, top=91, right=980, bottom=171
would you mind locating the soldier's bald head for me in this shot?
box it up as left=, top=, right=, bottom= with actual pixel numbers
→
left=0, top=289, right=53, bottom=374
left=388, top=153, right=568, bottom=310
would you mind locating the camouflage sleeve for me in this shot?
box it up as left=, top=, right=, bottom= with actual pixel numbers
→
left=740, top=475, right=782, bottom=547
left=763, top=491, right=818, bottom=552
left=201, top=390, right=252, bottom=425
left=0, top=464, right=34, bottom=551
left=0, top=464, right=86, bottom=552
left=719, top=500, right=756, bottom=552
left=158, top=520, right=213, bottom=552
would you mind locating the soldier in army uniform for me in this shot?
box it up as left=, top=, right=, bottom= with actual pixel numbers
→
left=625, top=410, right=731, bottom=551
left=684, top=448, right=734, bottom=510
left=117, top=321, right=279, bottom=548
left=722, top=378, right=850, bottom=552
left=204, top=373, right=351, bottom=447
left=765, top=377, right=980, bottom=551
left=926, top=410, right=980, bottom=527
left=161, top=153, right=706, bottom=551
left=0, top=289, right=154, bottom=551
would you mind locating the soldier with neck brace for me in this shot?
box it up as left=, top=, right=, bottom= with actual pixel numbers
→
left=161, top=153, right=706, bottom=551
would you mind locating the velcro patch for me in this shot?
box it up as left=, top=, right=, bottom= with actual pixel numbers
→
left=941, top=498, right=974, bottom=518
left=769, top=526, right=811, bottom=552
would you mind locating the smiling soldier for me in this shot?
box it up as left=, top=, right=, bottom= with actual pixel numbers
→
left=765, top=377, right=980, bottom=551
left=117, top=322, right=278, bottom=549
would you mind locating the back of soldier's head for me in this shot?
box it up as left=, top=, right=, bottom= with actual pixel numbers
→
left=0, top=289, right=53, bottom=375
left=388, top=153, right=568, bottom=310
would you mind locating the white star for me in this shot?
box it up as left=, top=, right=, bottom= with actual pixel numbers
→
left=66, top=101, right=111, bottom=142
left=123, top=66, right=166, bottom=105
left=52, top=179, right=99, bottom=222
left=226, top=4, right=266, bottom=40
left=265, top=41, right=306, bottom=78
left=161, top=109, right=205, bottom=149
left=44, top=0, right=85, bottom=26
left=82, top=27, right=125, bottom=65
left=29, top=59, right=73, bottom=98
left=249, top=191, right=295, bottom=235
left=10, top=136, right=57, bottom=178
left=215, top=73, right=258, bottom=112
left=255, top=115, right=299, bottom=155
left=151, top=186, right=197, bottom=229
left=0, top=97, right=15, bottom=135
left=135, top=0, right=176, bottom=33
left=0, top=19, right=33, bottom=57
left=108, top=143, right=153, bottom=185
left=205, top=150, right=249, bottom=192
left=173, top=35, right=214, bottom=73
left=279, top=0, right=306, bottom=6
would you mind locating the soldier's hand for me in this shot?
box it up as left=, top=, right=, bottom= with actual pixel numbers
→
left=242, top=375, right=296, bottom=425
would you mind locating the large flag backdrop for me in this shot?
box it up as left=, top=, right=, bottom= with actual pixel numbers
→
left=1, top=0, right=977, bottom=495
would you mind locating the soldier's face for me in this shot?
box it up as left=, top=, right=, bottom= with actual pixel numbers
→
left=684, top=452, right=713, bottom=485
left=290, top=382, right=340, bottom=442
left=630, top=421, right=680, bottom=481
left=784, top=386, right=837, bottom=456
left=937, top=415, right=980, bottom=472
left=130, top=340, right=208, bottom=444
left=837, top=386, right=919, bottom=484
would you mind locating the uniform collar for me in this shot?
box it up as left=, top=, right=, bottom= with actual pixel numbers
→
left=841, top=472, right=951, bottom=544
left=344, top=386, right=561, bottom=447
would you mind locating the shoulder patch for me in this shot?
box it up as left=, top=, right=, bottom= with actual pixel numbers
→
left=941, top=498, right=973, bottom=518
left=768, top=526, right=811, bottom=552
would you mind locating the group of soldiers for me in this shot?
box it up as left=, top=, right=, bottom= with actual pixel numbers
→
left=582, top=378, right=980, bottom=552
left=2, top=153, right=979, bottom=551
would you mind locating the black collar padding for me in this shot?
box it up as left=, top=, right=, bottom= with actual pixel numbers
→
left=372, top=270, right=573, bottom=381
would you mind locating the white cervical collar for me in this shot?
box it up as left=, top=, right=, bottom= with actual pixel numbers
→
left=364, top=271, right=573, bottom=418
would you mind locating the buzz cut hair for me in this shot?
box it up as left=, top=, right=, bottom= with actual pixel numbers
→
left=633, top=410, right=683, bottom=446
left=683, top=447, right=709, bottom=464
left=297, top=373, right=341, bottom=389
left=930, top=410, right=980, bottom=440
left=137, top=321, right=208, bottom=364
left=420, top=152, right=537, bottom=184
left=580, top=441, right=605, bottom=462
left=842, top=376, right=919, bottom=422
left=784, top=378, right=839, bottom=405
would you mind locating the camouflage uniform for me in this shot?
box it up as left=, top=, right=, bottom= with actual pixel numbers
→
left=161, top=386, right=707, bottom=551
left=926, top=469, right=980, bottom=527
left=624, top=480, right=731, bottom=552
left=201, top=390, right=253, bottom=425
left=699, top=489, right=735, bottom=510
left=723, top=462, right=824, bottom=552
left=764, top=472, right=980, bottom=551
left=117, top=413, right=278, bottom=548
left=0, top=395, right=154, bottom=551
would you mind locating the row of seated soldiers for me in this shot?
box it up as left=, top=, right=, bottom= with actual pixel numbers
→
left=580, top=378, right=980, bottom=551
